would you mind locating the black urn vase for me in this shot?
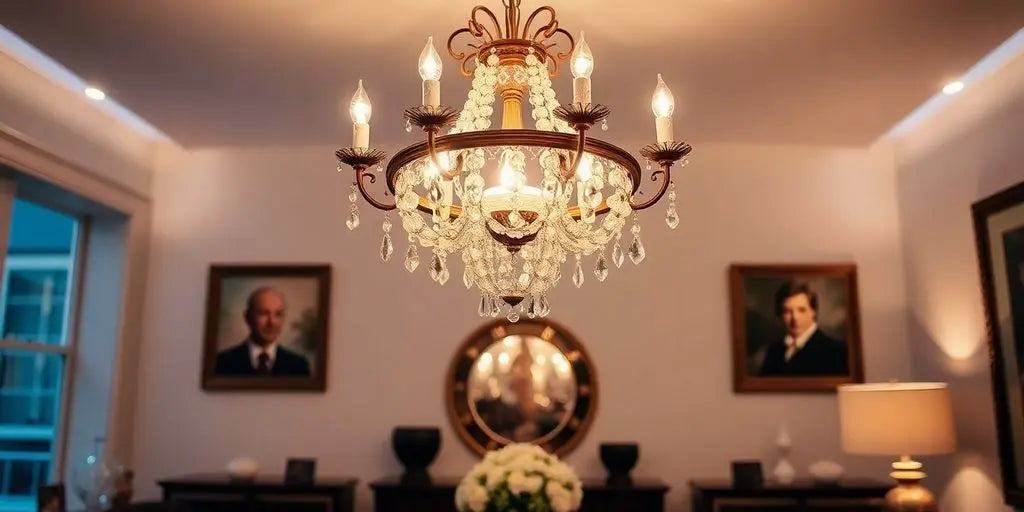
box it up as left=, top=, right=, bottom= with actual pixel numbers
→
left=391, top=427, right=441, bottom=483
left=600, top=442, right=639, bottom=485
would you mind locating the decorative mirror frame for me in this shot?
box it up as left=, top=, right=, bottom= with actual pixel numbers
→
left=445, top=319, right=598, bottom=456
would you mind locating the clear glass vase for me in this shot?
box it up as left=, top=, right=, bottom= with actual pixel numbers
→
left=71, top=437, right=122, bottom=511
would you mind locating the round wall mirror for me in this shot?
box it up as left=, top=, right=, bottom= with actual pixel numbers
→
left=446, top=319, right=597, bottom=456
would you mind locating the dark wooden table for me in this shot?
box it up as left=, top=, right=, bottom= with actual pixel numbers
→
left=690, top=478, right=890, bottom=512
left=370, top=475, right=669, bottom=512
left=158, top=473, right=357, bottom=512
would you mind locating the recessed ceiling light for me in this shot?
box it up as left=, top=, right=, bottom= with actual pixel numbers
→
left=942, top=80, right=964, bottom=95
left=84, top=86, right=106, bottom=100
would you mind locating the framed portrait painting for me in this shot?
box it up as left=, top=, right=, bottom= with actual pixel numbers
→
left=201, top=264, right=330, bottom=391
left=730, top=264, right=864, bottom=392
left=973, top=180, right=1024, bottom=507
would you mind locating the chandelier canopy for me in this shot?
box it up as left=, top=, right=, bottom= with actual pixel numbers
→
left=337, top=0, right=692, bottom=322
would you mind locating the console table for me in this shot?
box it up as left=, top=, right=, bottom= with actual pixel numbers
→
left=690, top=478, right=890, bottom=512
left=158, top=474, right=357, bottom=512
left=371, top=476, right=669, bottom=512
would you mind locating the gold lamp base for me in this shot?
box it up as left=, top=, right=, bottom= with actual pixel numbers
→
left=884, top=456, right=937, bottom=512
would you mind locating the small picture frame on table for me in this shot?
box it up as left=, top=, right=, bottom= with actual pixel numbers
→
left=285, top=458, right=317, bottom=485
left=731, top=460, right=764, bottom=489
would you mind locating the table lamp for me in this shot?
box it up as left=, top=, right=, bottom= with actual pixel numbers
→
left=838, top=382, right=955, bottom=512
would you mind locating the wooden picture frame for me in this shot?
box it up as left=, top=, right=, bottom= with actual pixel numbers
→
left=201, top=264, right=330, bottom=391
left=284, top=458, right=317, bottom=485
left=730, top=264, right=864, bottom=392
left=972, top=180, right=1024, bottom=507
left=445, top=319, right=598, bottom=456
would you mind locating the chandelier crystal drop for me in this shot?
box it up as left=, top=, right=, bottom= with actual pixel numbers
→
left=336, top=0, right=692, bottom=320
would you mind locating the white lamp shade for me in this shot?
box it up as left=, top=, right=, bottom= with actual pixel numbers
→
left=838, top=382, right=955, bottom=456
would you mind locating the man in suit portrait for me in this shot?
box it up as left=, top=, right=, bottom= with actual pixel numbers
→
left=759, top=280, right=848, bottom=376
left=215, top=286, right=311, bottom=376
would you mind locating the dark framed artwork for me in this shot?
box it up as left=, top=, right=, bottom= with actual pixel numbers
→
left=446, top=319, right=598, bottom=456
left=284, top=458, right=317, bottom=485
left=730, top=461, right=764, bottom=489
left=730, top=264, right=864, bottom=392
left=973, top=180, right=1024, bottom=507
left=201, top=265, right=331, bottom=391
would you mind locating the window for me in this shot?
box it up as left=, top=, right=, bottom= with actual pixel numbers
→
left=0, top=199, right=79, bottom=511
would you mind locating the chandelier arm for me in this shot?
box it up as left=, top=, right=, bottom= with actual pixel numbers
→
left=355, top=167, right=397, bottom=211
left=558, top=128, right=588, bottom=183
left=628, top=164, right=671, bottom=211
left=426, top=130, right=467, bottom=180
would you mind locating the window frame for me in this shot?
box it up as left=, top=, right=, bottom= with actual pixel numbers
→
left=1, top=123, right=155, bottom=506
left=0, top=184, right=88, bottom=500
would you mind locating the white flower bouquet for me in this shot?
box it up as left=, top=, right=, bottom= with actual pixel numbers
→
left=456, top=443, right=583, bottom=512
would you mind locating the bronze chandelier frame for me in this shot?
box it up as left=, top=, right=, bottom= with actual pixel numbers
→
left=336, top=0, right=691, bottom=224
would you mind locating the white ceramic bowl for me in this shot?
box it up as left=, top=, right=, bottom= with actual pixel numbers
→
left=808, top=460, right=844, bottom=484
left=226, top=457, right=260, bottom=480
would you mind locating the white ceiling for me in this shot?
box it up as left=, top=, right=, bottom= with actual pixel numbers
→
left=2, top=0, right=1022, bottom=148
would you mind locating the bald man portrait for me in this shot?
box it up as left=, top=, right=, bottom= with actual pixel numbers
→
left=214, top=287, right=311, bottom=376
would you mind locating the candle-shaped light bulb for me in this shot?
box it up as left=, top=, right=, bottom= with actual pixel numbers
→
left=423, top=152, right=451, bottom=184
left=349, top=80, right=372, bottom=148
left=576, top=153, right=594, bottom=182
left=418, top=37, right=443, bottom=81
left=651, top=74, right=675, bottom=143
left=419, top=37, right=443, bottom=107
left=651, top=74, right=674, bottom=118
left=571, top=31, right=594, bottom=104
left=571, top=32, right=594, bottom=79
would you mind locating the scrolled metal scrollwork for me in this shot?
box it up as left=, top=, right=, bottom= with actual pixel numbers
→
left=447, top=2, right=574, bottom=77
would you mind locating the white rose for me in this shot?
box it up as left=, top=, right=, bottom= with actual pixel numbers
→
left=455, top=483, right=468, bottom=510
left=467, top=484, right=489, bottom=512
left=545, top=480, right=564, bottom=501
left=569, top=483, right=583, bottom=509
left=550, top=491, right=572, bottom=512
left=524, top=460, right=542, bottom=474
left=546, top=464, right=568, bottom=483
left=523, top=475, right=544, bottom=494
left=495, top=450, right=513, bottom=465
left=468, top=464, right=489, bottom=484
left=506, top=470, right=529, bottom=495
left=485, top=467, right=506, bottom=490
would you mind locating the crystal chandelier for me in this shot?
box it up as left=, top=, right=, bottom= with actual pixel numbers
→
left=336, top=0, right=692, bottom=322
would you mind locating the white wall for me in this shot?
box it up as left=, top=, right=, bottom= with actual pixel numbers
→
left=893, top=51, right=1024, bottom=512
left=133, top=142, right=913, bottom=510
